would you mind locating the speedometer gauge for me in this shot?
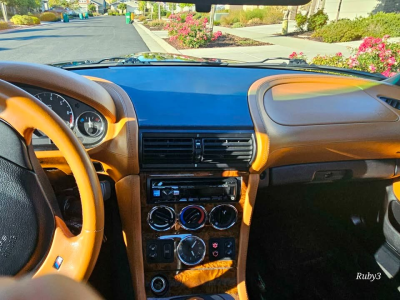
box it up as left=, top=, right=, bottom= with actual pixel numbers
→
left=35, top=92, right=74, bottom=128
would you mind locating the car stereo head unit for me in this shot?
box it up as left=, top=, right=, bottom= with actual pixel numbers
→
left=147, top=177, right=241, bottom=204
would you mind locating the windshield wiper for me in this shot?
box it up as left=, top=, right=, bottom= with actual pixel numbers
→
left=256, top=57, right=308, bottom=65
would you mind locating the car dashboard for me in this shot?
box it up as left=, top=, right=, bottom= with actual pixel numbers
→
left=3, top=62, right=400, bottom=300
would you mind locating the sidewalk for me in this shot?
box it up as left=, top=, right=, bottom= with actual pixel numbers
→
left=134, top=22, right=364, bottom=62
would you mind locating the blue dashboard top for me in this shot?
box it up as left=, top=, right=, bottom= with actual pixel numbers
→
left=74, top=66, right=300, bottom=129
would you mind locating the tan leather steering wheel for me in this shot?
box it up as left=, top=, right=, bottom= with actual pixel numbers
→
left=0, top=79, right=104, bottom=280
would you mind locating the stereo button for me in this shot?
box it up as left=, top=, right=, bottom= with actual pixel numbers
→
left=163, top=244, right=172, bottom=259
left=200, top=197, right=211, bottom=201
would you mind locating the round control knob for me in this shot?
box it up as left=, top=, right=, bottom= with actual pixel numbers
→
left=150, top=275, right=168, bottom=296
left=209, top=204, right=238, bottom=230
left=147, top=206, right=176, bottom=231
left=179, top=205, right=207, bottom=231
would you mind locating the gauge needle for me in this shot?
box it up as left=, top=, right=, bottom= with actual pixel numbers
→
left=191, top=241, right=197, bottom=248
left=88, top=118, right=93, bottom=128
left=191, top=250, right=195, bottom=256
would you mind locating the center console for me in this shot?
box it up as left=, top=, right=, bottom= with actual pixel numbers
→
left=141, top=172, right=248, bottom=299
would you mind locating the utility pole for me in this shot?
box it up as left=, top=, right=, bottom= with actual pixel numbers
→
left=335, top=0, right=343, bottom=22
left=1, top=2, right=7, bottom=23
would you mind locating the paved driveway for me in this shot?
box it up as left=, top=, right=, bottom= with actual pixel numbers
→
left=0, top=16, right=148, bottom=64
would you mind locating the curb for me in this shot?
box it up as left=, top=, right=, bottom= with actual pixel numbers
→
left=133, top=22, right=180, bottom=54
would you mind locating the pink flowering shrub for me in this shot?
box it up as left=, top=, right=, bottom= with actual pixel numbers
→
left=165, top=13, right=222, bottom=48
left=349, top=36, right=400, bottom=77
left=290, top=36, right=400, bottom=77
left=289, top=51, right=307, bottom=61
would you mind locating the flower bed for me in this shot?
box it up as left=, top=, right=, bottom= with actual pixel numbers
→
left=290, top=36, right=400, bottom=77
left=165, top=33, right=270, bottom=50
left=165, top=13, right=223, bottom=48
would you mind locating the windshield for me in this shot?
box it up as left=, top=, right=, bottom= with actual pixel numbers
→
left=0, top=2, right=399, bottom=77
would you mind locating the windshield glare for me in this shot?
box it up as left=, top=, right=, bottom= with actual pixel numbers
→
left=0, top=2, right=399, bottom=77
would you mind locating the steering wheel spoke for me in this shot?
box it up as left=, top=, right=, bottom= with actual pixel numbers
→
left=0, top=80, right=104, bottom=281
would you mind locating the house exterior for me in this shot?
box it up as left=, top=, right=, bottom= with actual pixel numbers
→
left=228, top=1, right=399, bottom=21
left=321, top=0, right=399, bottom=20
left=79, top=0, right=106, bottom=13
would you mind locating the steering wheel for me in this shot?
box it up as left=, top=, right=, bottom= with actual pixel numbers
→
left=0, top=80, right=104, bottom=280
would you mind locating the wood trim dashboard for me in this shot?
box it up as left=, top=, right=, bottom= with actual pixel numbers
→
left=248, top=74, right=400, bottom=173
left=117, top=171, right=259, bottom=300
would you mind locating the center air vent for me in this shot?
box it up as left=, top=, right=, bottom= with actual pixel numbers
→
left=203, top=138, right=253, bottom=164
left=142, top=138, right=194, bottom=164
left=141, top=133, right=255, bottom=169
left=379, top=97, right=400, bottom=110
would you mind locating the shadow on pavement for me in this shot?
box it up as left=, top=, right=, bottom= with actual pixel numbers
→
left=0, top=28, right=54, bottom=35
left=0, top=34, right=92, bottom=41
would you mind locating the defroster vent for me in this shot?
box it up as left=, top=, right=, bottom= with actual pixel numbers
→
left=203, top=138, right=253, bottom=164
left=142, top=138, right=194, bottom=164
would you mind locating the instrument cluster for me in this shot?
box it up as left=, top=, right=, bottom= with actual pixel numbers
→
left=18, top=84, right=107, bottom=150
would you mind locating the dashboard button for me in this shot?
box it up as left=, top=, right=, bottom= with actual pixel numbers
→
left=163, top=244, right=172, bottom=259
left=200, top=197, right=211, bottom=201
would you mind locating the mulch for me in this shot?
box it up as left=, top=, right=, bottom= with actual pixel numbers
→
left=143, top=24, right=165, bottom=31
left=164, top=33, right=271, bottom=50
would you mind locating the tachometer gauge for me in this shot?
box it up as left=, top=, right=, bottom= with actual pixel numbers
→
left=35, top=92, right=74, bottom=129
left=77, top=112, right=104, bottom=137
left=177, top=236, right=206, bottom=266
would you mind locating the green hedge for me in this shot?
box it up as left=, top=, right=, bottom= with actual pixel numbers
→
left=313, top=12, right=400, bottom=43
left=10, top=15, right=39, bottom=25
left=221, top=7, right=283, bottom=26
left=39, top=12, right=60, bottom=22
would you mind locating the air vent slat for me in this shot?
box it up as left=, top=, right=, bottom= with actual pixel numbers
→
left=379, top=97, right=400, bottom=110
left=202, top=137, right=253, bottom=165
left=142, top=137, right=194, bottom=164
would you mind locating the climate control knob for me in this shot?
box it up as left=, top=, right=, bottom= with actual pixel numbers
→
left=209, top=204, right=238, bottom=230
left=179, top=205, right=207, bottom=231
left=147, top=206, right=176, bottom=231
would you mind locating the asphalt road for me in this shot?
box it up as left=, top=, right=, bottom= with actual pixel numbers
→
left=0, top=16, right=149, bottom=64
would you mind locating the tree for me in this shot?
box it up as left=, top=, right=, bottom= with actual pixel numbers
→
left=3, top=0, right=40, bottom=14
left=88, top=3, right=96, bottom=12
left=138, top=1, right=146, bottom=13
left=117, top=2, right=126, bottom=12
left=179, top=3, right=193, bottom=9
left=169, top=2, right=176, bottom=13
left=49, top=0, right=62, bottom=8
